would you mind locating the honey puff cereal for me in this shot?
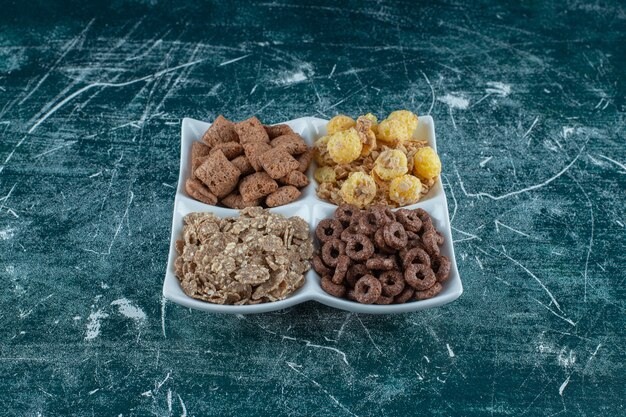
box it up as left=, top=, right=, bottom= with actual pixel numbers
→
left=315, top=110, right=441, bottom=208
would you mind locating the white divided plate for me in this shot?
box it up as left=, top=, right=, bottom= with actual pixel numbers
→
left=163, top=116, right=463, bottom=314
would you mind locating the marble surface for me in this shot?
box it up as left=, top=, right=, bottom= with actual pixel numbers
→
left=0, top=1, right=624, bottom=415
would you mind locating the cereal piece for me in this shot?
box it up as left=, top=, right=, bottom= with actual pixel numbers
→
left=210, top=142, right=244, bottom=160
left=356, top=115, right=377, bottom=157
left=357, top=212, right=379, bottom=236
left=373, top=149, right=408, bottom=180
left=234, top=116, right=270, bottom=145
left=243, top=141, right=273, bottom=172
left=332, top=255, right=351, bottom=284
left=340, top=172, right=376, bottom=208
left=382, top=222, right=408, bottom=250
left=334, top=204, right=360, bottom=226
left=389, top=175, right=422, bottom=206
left=239, top=172, right=278, bottom=202
left=394, top=287, right=414, bottom=304
left=321, top=276, right=346, bottom=298
left=312, top=255, right=331, bottom=276
left=314, top=166, right=336, bottom=183
left=370, top=204, right=396, bottom=226
left=375, top=295, right=394, bottom=305
left=327, top=114, right=356, bottom=135
left=191, top=141, right=211, bottom=179
left=340, top=225, right=359, bottom=242
left=221, top=192, right=261, bottom=209
left=327, top=128, right=362, bottom=164
left=185, top=178, right=218, bottom=205
left=279, top=170, right=309, bottom=188
left=415, top=282, right=443, bottom=301
left=402, top=247, right=431, bottom=268
left=321, top=238, right=346, bottom=267
left=175, top=239, right=185, bottom=255
left=421, top=231, right=441, bottom=257
left=316, top=219, right=344, bottom=243
left=345, top=234, right=375, bottom=262
left=377, top=117, right=411, bottom=144
left=361, top=113, right=378, bottom=134
left=234, top=265, right=270, bottom=285
left=374, top=227, right=395, bottom=254
left=388, top=110, right=418, bottom=138
left=404, top=264, right=436, bottom=290
left=258, top=147, right=300, bottom=179
left=395, top=209, right=423, bottom=232
left=432, top=255, right=451, bottom=282
left=379, top=270, right=405, bottom=297
left=266, top=186, right=301, bottom=207
left=353, top=275, right=382, bottom=304
left=264, top=124, right=294, bottom=139
left=270, top=133, right=308, bottom=155
left=297, top=148, right=314, bottom=172
left=194, top=150, right=241, bottom=198
left=201, top=115, right=239, bottom=147
left=230, top=155, right=254, bottom=175
left=413, top=146, right=442, bottom=180
left=313, top=135, right=331, bottom=165
left=346, top=264, right=369, bottom=288
left=366, top=256, right=395, bottom=271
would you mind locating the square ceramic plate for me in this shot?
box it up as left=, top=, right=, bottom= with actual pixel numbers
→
left=163, top=116, right=462, bottom=314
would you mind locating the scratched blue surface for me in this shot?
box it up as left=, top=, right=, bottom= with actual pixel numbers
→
left=0, top=1, right=624, bottom=416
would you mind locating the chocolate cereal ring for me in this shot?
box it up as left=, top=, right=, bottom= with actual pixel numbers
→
left=345, top=234, right=375, bottom=262
left=357, top=211, right=378, bottom=236
left=332, top=255, right=351, bottom=285
left=312, top=255, right=331, bottom=276
left=395, top=209, right=423, bottom=233
left=435, top=230, right=445, bottom=246
left=340, top=225, right=359, bottom=242
left=335, top=204, right=360, bottom=226
left=316, top=219, right=344, bottom=243
left=404, top=263, right=436, bottom=291
left=321, top=276, right=346, bottom=298
left=432, top=255, right=451, bottom=282
left=354, top=275, right=382, bottom=304
left=374, top=228, right=396, bottom=255
left=370, top=204, right=396, bottom=227
left=394, top=287, right=415, bottom=304
left=375, top=295, right=394, bottom=305
left=383, top=222, right=408, bottom=249
left=346, top=264, right=369, bottom=288
left=402, top=247, right=431, bottom=268
left=321, top=238, right=346, bottom=267
left=414, top=282, right=443, bottom=301
left=379, top=270, right=405, bottom=297
left=366, top=256, right=395, bottom=271
left=421, top=231, right=440, bottom=257
left=346, top=289, right=358, bottom=301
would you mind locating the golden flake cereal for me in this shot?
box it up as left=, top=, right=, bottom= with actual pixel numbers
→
left=373, top=149, right=408, bottom=180
left=413, top=146, right=441, bottom=180
left=388, top=174, right=422, bottom=206
left=327, top=114, right=356, bottom=135
left=340, top=172, right=376, bottom=208
left=327, top=128, right=362, bottom=164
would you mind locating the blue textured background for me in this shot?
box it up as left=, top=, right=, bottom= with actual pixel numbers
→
left=0, top=1, right=624, bottom=415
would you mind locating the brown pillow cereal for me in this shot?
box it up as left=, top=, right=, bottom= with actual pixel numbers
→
left=185, top=115, right=313, bottom=208
left=314, top=204, right=449, bottom=304
left=174, top=208, right=313, bottom=305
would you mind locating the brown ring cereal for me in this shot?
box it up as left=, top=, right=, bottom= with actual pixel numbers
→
left=396, top=209, right=423, bottom=233
left=345, top=234, right=375, bottom=262
left=375, top=295, right=394, bottom=305
left=354, top=275, right=382, bottom=304
left=321, top=238, right=346, bottom=267
left=366, top=256, right=395, bottom=271
left=414, top=282, right=443, bottom=301
left=379, top=270, right=405, bottom=297
left=404, top=263, right=436, bottom=291
left=321, top=276, right=346, bottom=298
left=316, top=219, right=344, bottom=243
left=332, top=255, right=351, bottom=285
left=402, top=247, right=431, bottom=268
left=334, top=204, right=360, bottom=226
left=382, top=221, right=408, bottom=249
left=346, top=264, right=369, bottom=288
left=394, top=287, right=415, bottom=303
left=432, top=255, right=451, bottom=282
left=312, top=255, right=331, bottom=276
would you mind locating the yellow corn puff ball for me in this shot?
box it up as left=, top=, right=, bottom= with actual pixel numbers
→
left=327, top=115, right=356, bottom=135
left=413, top=146, right=442, bottom=180
left=340, top=172, right=376, bottom=208
left=360, top=113, right=379, bottom=135
left=377, top=117, right=411, bottom=144
left=314, top=135, right=331, bottom=165
left=373, top=149, right=408, bottom=180
left=327, top=128, right=363, bottom=164
left=388, top=110, right=418, bottom=138
left=389, top=175, right=422, bottom=206
left=314, top=166, right=336, bottom=183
